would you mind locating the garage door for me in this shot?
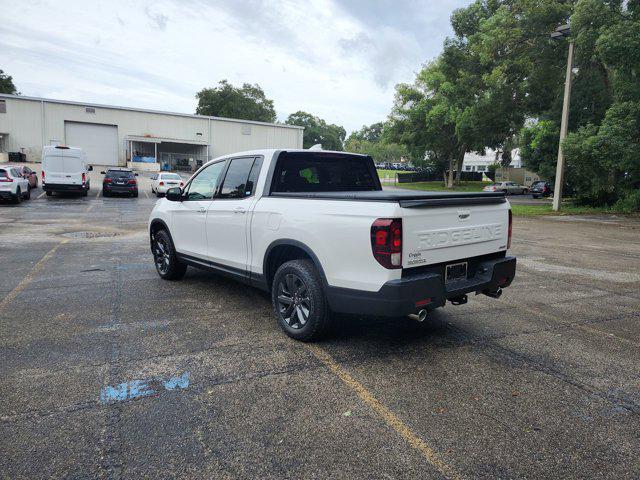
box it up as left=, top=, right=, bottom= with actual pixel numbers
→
left=65, top=122, right=119, bottom=166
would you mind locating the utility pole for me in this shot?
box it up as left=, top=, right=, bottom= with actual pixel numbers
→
left=551, top=24, right=574, bottom=211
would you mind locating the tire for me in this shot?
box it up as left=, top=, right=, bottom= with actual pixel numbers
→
left=82, top=188, right=88, bottom=197
left=23, top=188, right=30, bottom=200
left=14, top=187, right=22, bottom=204
left=271, top=259, right=330, bottom=342
left=45, top=191, right=52, bottom=197
left=532, top=194, right=539, bottom=199
left=156, top=191, right=162, bottom=198
left=152, top=229, right=187, bottom=280
left=133, top=191, right=138, bottom=198
left=103, top=190, right=109, bottom=197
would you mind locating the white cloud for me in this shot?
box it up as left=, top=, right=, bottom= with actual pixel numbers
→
left=0, top=0, right=469, bottom=132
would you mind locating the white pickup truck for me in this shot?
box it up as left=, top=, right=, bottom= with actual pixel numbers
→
left=148, top=149, right=516, bottom=341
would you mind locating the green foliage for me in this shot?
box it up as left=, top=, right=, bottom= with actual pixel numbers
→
left=345, top=138, right=407, bottom=163
left=0, top=69, right=18, bottom=94
left=563, top=101, right=640, bottom=206
left=384, top=0, right=639, bottom=209
left=347, top=122, right=384, bottom=143
left=195, top=80, right=276, bottom=123
left=519, top=120, right=559, bottom=181
left=285, top=111, right=346, bottom=151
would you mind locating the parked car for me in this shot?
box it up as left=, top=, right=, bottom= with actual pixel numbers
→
left=101, top=168, right=139, bottom=197
left=150, top=172, right=184, bottom=197
left=148, top=149, right=515, bottom=342
left=42, top=145, right=92, bottom=196
left=530, top=180, right=552, bottom=198
left=483, top=181, right=528, bottom=195
left=13, top=165, right=38, bottom=189
left=0, top=166, right=31, bottom=203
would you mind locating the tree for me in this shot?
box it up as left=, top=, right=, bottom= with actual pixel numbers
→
left=285, top=111, right=346, bottom=150
left=347, top=122, right=384, bottom=143
left=195, top=80, right=276, bottom=123
left=0, top=69, right=18, bottom=94
left=344, top=138, right=407, bottom=163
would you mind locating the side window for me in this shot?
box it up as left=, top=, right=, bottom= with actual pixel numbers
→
left=218, top=157, right=258, bottom=199
left=184, top=161, right=226, bottom=201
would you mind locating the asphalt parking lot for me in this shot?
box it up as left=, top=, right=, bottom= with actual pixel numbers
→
left=1, top=180, right=639, bottom=479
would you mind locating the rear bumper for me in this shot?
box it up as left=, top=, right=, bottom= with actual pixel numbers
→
left=0, top=190, right=18, bottom=199
left=104, top=184, right=137, bottom=193
left=326, top=255, right=516, bottom=317
left=44, top=183, right=86, bottom=193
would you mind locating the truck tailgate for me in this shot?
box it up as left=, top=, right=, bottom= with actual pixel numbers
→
left=402, top=203, right=509, bottom=269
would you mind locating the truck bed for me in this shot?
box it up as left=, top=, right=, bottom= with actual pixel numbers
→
left=269, top=190, right=506, bottom=208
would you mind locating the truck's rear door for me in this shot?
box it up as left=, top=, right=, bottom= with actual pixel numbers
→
left=401, top=203, right=510, bottom=269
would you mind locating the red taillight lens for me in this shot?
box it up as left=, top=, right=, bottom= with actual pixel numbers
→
left=159, top=181, right=164, bottom=186
left=82, top=172, right=86, bottom=184
left=371, top=218, right=402, bottom=269
left=492, top=187, right=497, bottom=191
left=128, top=179, right=137, bottom=185
left=104, top=178, right=112, bottom=183
left=179, top=182, right=184, bottom=187
left=41, top=171, right=45, bottom=182
left=0, top=177, right=13, bottom=182
left=507, top=209, right=513, bottom=249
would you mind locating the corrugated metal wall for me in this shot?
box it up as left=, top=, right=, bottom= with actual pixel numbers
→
left=0, top=95, right=303, bottom=164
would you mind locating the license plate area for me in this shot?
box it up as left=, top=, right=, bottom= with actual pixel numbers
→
left=445, top=262, right=468, bottom=284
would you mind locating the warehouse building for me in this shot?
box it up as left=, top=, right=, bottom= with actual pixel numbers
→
left=0, top=94, right=303, bottom=171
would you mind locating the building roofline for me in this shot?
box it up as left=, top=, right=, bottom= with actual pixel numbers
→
left=0, top=93, right=304, bottom=130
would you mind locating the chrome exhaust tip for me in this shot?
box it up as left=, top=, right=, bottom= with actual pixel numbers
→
left=483, top=287, right=503, bottom=299
left=408, top=309, right=428, bottom=323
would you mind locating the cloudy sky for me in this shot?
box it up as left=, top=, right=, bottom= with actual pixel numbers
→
left=1, top=0, right=469, bottom=132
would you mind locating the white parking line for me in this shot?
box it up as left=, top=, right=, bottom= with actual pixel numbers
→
left=95, top=188, right=101, bottom=198
left=37, top=191, right=46, bottom=199
left=144, top=190, right=149, bottom=199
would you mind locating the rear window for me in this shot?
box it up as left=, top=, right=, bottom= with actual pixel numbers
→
left=106, top=170, right=134, bottom=179
left=161, top=173, right=181, bottom=180
left=0, top=169, right=7, bottom=178
left=270, top=152, right=379, bottom=193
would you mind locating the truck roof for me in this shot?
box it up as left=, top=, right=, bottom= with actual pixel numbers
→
left=208, top=148, right=368, bottom=164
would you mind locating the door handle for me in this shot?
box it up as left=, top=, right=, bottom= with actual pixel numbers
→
left=198, top=207, right=207, bottom=214
left=234, top=207, right=246, bottom=214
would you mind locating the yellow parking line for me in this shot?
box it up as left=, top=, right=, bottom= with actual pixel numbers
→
left=37, top=191, right=46, bottom=199
left=0, top=240, right=68, bottom=312
left=144, top=190, right=149, bottom=199
left=95, top=188, right=101, bottom=198
left=307, top=345, right=464, bottom=480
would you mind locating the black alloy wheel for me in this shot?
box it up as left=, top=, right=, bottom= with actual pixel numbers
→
left=276, top=273, right=311, bottom=329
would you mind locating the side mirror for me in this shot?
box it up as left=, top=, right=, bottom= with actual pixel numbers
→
left=134, top=173, right=139, bottom=176
left=88, top=166, right=93, bottom=171
left=100, top=171, right=106, bottom=175
left=166, top=187, right=182, bottom=202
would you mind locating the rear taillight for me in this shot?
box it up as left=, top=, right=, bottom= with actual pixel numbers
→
left=507, top=209, right=513, bottom=249
left=180, top=182, right=184, bottom=187
left=82, top=172, right=86, bottom=185
left=492, top=186, right=496, bottom=191
left=128, top=179, right=137, bottom=185
left=41, top=171, right=45, bottom=183
left=159, top=181, right=164, bottom=186
left=0, top=177, right=13, bottom=182
left=371, top=218, right=402, bottom=269
left=104, top=178, right=112, bottom=184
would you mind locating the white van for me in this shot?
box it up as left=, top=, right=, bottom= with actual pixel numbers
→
left=42, top=146, right=92, bottom=196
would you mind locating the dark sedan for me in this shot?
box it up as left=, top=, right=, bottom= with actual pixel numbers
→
left=102, top=168, right=139, bottom=197
left=530, top=181, right=552, bottom=198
